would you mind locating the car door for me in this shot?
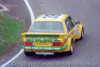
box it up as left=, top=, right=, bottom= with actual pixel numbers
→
left=65, top=16, right=76, bottom=39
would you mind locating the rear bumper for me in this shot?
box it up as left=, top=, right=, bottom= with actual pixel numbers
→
left=22, top=44, right=68, bottom=51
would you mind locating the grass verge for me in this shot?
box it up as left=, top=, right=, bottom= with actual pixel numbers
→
left=0, top=14, right=24, bottom=59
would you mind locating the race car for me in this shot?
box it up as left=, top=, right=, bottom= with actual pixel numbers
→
left=21, top=14, right=84, bottom=56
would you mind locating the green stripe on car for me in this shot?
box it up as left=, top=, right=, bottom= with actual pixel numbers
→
left=25, top=35, right=59, bottom=37
left=22, top=44, right=68, bottom=50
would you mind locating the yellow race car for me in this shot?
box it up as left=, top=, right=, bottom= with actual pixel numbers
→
left=22, top=14, right=84, bottom=56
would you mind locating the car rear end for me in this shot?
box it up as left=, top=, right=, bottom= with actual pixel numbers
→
left=22, top=33, right=68, bottom=55
left=22, top=21, right=68, bottom=55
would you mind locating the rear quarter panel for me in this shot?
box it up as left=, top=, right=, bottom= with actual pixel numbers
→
left=75, top=22, right=83, bottom=39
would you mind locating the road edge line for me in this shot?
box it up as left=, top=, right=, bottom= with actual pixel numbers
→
left=24, top=0, right=35, bottom=23
left=1, top=49, right=24, bottom=67
left=1, top=0, right=35, bottom=67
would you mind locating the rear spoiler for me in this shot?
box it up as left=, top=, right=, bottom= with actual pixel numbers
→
left=21, top=32, right=66, bottom=38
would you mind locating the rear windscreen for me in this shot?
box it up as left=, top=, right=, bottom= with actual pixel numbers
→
left=29, top=21, right=65, bottom=33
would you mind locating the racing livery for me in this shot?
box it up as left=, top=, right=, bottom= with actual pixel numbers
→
left=21, top=14, right=84, bottom=56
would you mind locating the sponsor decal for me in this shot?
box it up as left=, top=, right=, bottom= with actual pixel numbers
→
left=75, top=25, right=80, bottom=35
left=77, top=31, right=80, bottom=35
left=26, top=38, right=60, bottom=42
left=22, top=44, right=68, bottom=50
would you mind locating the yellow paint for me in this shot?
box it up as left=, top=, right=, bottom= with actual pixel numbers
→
left=35, top=42, right=51, bottom=47
left=22, top=14, right=83, bottom=53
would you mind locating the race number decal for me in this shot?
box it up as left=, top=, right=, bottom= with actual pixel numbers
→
left=75, top=25, right=80, bottom=35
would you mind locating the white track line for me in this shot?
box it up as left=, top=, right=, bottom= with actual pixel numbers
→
left=1, top=49, right=24, bottom=67
left=24, top=0, right=35, bottom=23
left=1, top=0, right=35, bottom=67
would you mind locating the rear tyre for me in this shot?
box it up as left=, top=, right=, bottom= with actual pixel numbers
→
left=67, top=41, right=73, bottom=55
left=24, top=51, right=33, bottom=56
left=80, top=27, right=84, bottom=40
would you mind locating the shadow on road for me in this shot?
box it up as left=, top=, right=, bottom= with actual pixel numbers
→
left=25, top=52, right=73, bottom=60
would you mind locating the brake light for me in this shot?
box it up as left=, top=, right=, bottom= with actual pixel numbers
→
left=53, top=42, right=64, bottom=46
left=23, top=42, right=32, bottom=46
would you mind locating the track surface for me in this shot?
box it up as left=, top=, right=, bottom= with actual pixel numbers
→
left=2, top=0, right=100, bottom=67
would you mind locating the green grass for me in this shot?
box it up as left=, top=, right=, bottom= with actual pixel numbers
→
left=0, top=14, right=24, bottom=58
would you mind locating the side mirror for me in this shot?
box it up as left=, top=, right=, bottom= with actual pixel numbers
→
left=75, top=20, right=80, bottom=24
left=72, top=19, right=80, bottom=25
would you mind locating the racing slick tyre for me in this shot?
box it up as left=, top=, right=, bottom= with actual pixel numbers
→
left=67, top=41, right=74, bottom=55
left=80, top=27, right=84, bottom=40
left=24, top=51, right=33, bottom=56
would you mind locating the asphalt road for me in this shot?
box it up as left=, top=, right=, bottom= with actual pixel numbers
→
left=2, top=0, right=100, bottom=67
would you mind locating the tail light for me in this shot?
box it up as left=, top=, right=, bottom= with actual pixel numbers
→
left=23, top=42, right=33, bottom=46
left=53, top=42, right=64, bottom=46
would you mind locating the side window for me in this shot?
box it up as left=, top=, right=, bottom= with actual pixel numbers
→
left=68, top=16, right=75, bottom=27
left=65, top=19, right=72, bottom=32
left=71, top=19, right=76, bottom=25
